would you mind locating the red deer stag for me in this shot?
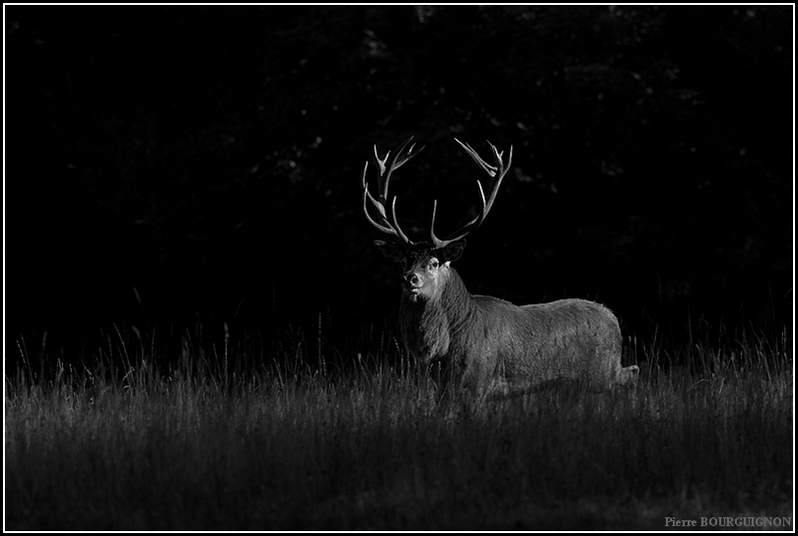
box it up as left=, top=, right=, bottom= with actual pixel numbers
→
left=361, top=137, right=639, bottom=398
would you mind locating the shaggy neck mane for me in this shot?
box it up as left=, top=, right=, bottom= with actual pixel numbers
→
left=400, top=266, right=477, bottom=361
left=435, top=267, right=475, bottom=324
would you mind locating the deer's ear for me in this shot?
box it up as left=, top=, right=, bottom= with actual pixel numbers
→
left=437, top=239, right=465, bottom=263
left=373, top=240, right=406, bottom=263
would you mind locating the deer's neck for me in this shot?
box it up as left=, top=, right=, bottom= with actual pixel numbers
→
left=399, top=268, right=476, bottom=362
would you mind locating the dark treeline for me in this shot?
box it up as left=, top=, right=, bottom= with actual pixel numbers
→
left=6, top=6, right=793, bottom=365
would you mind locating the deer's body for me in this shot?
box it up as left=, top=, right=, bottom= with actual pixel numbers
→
left=398, top=263, right=635, bottom=396
left=362, top=137, right=638, bottom=399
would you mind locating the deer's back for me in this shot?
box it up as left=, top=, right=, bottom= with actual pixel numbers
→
left=470, top=296, right=622, bottom=387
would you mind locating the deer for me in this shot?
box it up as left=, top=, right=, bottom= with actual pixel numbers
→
left=361, top=136, right=639, bottom=400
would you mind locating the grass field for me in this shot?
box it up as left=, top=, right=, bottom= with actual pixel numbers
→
left=4, top=323, right=793, bottom=530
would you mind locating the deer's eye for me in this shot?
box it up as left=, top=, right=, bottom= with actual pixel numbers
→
left=429, top=259, right=439, bottom=269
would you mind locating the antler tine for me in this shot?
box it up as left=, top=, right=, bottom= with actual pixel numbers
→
left=361, top=137, right=424, bottom=245
left=374, top=136, right=422, bottom=201
left=361, top=162, right=398, bottom=237
left=430, top=138, right=513, bottom=249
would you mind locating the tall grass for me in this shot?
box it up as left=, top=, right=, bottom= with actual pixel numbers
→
left=5, top=322, right=793, bottom=530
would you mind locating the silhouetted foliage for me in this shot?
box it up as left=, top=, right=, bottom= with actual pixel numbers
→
left=5, top=6, right=792, bottom=361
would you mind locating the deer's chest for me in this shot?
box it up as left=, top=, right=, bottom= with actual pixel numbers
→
left=399, top=300, right=451, bottom=362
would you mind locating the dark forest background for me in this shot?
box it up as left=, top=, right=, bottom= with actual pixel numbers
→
left=5, top=6, right=793, bottom=362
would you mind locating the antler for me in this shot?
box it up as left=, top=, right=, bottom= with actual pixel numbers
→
left=361, top=136, right=425, bottom=245
left=429, top=138, right=513, bottom=248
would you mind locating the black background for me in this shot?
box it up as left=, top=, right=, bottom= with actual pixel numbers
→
left=5, top=6, right=793, bottom=361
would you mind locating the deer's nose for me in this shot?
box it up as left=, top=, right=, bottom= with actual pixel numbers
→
left=403, top=272, right=421, bottom=287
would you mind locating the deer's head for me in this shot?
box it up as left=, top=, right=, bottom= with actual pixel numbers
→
left=361, top=137, right=512, bottom=302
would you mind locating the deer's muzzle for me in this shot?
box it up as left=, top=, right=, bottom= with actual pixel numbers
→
left=402, top=272, right=423, bottom=296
